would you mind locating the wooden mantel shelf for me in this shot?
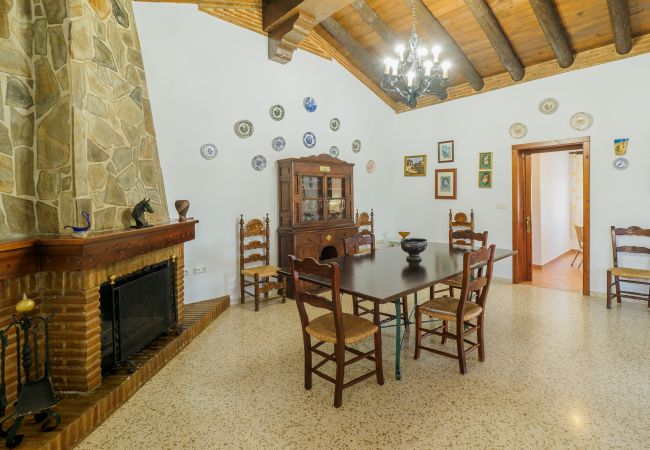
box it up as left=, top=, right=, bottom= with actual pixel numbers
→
left=0, top=220, right=198, bottom=280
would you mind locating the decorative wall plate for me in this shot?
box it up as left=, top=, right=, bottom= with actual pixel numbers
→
left=234, top=120, right=254, bottom=138
left=539, top=98, right=559, bottom=114
left=613, top=157, right=629, bottom=170
left=303, top=132, right=316, bottom=148
left=570, top=112, right=593, bottom=131
left=269, top=104, right=285, bottom=121
left=330, top=118, right=341, bottom=131
left=366, top=160, right=376, bottom=173
left=329, top=146, right=339, bottom=158
left=303, top=97, right=317, bottom=112
left=352, top=139, right=362, bottom=153
left=509, top=122, right=527, bottom=139
left=251, top=155, right=267, bottom=171
left=200, top=143, right=217, bottom=160
left=271, top=136, right=286, bottom=152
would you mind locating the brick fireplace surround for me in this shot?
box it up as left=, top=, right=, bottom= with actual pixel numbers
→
left=0, top=220, right=197, bottom=397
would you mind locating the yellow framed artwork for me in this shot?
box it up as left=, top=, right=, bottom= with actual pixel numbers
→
left=479, top=152, right=493, bottom=170
left=478, top=170, right=492, bottom=188
left=404, top=155, right=427, bottom=176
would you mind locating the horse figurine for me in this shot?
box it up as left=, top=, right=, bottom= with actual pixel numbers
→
left=131, top=198, right=154, bottom=229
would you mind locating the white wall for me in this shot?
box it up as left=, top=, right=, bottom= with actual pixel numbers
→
left=531, top=152, right=573, bottom=266
left=135, top=2, right=650, bottom=299
left=390, top=53, right=650, bottom=292
left=134, top=3, right=396, bottom=302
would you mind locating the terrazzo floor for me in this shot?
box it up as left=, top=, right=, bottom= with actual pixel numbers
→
left=77, top=282, right=650, bottom=449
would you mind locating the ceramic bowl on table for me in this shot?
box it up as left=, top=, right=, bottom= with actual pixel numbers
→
left=400, top=238, right=428, bottom=263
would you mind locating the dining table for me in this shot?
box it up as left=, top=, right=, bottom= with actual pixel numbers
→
left=279, top=242, right=517, bottom=380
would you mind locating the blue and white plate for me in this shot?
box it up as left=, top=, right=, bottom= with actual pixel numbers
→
left=303, top=132, right=316, bottom=148
left=303, top=97, right=317, bottom=113
left=251, top=155, right=267, bottom=171
left=200, top=143, right=217, bottom=160
left=352, top=139, right=362, bottom=153
left=329, top=146, right=339, bottom=158
left=269, top=104, right=285, bottom=121
left=272, top=136, right=286, bottom=152
left=330, top=118, right=341, bottom=131
left=234, top=120, right=254, bottom=138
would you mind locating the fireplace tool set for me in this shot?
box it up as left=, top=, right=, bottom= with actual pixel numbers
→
left=0, top=295, right=60, bottom=448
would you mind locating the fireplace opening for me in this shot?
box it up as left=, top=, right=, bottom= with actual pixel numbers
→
left=99, top=261, right=178, bottom=373
left=320, top=246, right=338, bottom=260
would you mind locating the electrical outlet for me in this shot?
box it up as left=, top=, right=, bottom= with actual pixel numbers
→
left=192, top=265, right=207, bottom=274
left=496, top=203, right=507, bottom=210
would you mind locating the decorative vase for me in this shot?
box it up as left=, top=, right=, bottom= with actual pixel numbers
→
left=400, top=238, right=428, bottom=263
left=175, top=200, right=190, bottom=222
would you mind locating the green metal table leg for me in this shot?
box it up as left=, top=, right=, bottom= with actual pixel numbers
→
left=394, top=298, right=401, bottom=380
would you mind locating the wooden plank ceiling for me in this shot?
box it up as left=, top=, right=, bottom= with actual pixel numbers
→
left=138, top=0, right=650, bottom=112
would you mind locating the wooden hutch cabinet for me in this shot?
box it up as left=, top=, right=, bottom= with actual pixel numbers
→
left=277, top=154, right=357, bottom=270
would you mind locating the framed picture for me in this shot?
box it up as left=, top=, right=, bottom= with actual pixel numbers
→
left=479, top=152, right=493, bottom=170
left=435, top=168, right=457, bottom=199
left=614, top=138, right=629, bottom=156
left=438, top=140, right=454, bottom=163
left=478, top=170, right=492, bottom=188
left=404, top=155, right=427, bottom=177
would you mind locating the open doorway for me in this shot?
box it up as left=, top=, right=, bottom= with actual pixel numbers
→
left=512, top=137, right=590, bottom=295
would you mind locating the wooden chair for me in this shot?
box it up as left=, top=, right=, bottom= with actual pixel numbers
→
left=606, top=226, right=650, bottom=309
left=431, top=229, right=488, bottom=299
left=288, top=256, right=383, bottom=408
left=354, top=209, right=376, bottom=254
left=449, top=209, right=475, bottom=245
left=415, top=245, right=496, bottom=374
left=346, top=210, right=410, bottom=329
left=571, top=225, right=584, bottom=269
left=239, top=214, right=286, bottom=311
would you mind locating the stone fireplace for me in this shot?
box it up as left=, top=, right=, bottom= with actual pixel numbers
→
left=0, top=220, right=196, bottom=395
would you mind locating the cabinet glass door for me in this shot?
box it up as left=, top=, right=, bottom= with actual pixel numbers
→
left=301, top=175, right=323, bottom=223
left=327, top=177, right=346, bottom=221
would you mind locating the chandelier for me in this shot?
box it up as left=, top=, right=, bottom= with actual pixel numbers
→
left=381, top=0, right=451, bottom=108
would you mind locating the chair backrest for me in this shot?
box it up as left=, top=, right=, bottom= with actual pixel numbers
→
left=449, top=209, right=475, bottom=245
left=610, top=226, right=650, bottom=267
left=289, top=256, right=344, bottom=340
left=575, top=225, right=584, bottom=246
left=457, top=245, right=496, bottom=316
left=449, top=230, right=488, bottom=249
left=239, top=214, right=271, bottom=271
left=354, top=209, right=376, bottom=253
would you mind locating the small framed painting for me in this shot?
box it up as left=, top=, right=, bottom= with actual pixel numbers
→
left=479, top=152, right=493, bottom=170
left=404, top=155, right=427, bottom=177
left=438, top=140, right=454, bottom=163
left=435, top=168, right=457, bottom=199
left=478, top=170, right=492, bottom=188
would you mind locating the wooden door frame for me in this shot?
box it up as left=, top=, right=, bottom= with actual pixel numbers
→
left=511, top=137, right=591, bottom=295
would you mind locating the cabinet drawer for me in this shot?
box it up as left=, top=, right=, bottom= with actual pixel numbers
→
left=297, top=234, right=320, bottom=246
left=321, top=230, right=351, bottom=245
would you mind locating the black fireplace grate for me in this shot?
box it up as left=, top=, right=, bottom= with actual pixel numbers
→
left=99, top=260, right=178, bottom=373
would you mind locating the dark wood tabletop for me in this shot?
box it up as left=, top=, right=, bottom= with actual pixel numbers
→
left=279, top=243, right=516, bottom=303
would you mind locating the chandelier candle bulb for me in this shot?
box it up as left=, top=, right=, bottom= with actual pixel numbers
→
left=442, top=61, right=451, bottom=78
left=432, top=45, right=441, bottom=63
left=424, top=60, right=433, bottom=76
left=384, top=58, right=391, bottom=75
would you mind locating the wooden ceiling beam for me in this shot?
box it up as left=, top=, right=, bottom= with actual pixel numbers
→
left=350, top=0, right=398, bottom=46
left=263, top=0, right=354, bottom=64
left=409, top=0, right=484, bottom=91
left=529, top=0, right=574, bottom=68
left=463, top=0, right=524, bottom=81
left=320, top=17, right=402, bottom=103
left=607, top=0, right=633, bottom=55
